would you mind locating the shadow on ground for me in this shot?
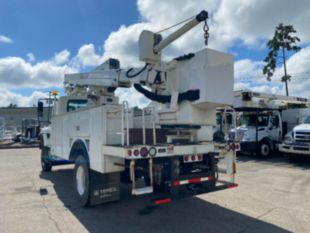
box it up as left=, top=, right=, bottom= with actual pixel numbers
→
left=237, top=152, right=310, bottom=170
left=40, top=168, right=290, bottom=233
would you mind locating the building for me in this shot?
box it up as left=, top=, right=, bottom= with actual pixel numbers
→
left=0, top=107, right=50, bottom=132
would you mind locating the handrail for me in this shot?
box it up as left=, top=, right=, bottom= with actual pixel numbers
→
left=121, top=101, right=130, bottom=146
left=142, top=108, right=146, bottom=145
left=152, top=107, right=156, bottom=145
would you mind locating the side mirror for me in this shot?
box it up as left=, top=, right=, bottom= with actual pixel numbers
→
left=37, top=101, right=43, bottom=117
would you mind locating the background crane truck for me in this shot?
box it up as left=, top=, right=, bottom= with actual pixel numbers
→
left=231, top=90, right=310, bottom=157
left=39, top=10, right=239, bottom=206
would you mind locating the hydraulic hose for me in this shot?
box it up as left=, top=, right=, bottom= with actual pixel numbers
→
left=133, top=83, right=200, bottom=104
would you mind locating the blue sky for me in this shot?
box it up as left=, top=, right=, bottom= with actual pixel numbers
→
left=1, top=0, right=310, bottom=107
left=0, top=0, right=139, bottom=101
left=0, top=0, right=138, bottom=59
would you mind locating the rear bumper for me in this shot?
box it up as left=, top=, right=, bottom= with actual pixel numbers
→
left=152, top=180, right=238, bottom=206
left=279, top=142, right=310, bottom=155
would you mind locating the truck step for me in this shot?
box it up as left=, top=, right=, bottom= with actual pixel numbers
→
left=132, top=186, right=153, bottom=195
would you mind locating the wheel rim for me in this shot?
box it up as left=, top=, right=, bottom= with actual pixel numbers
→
left=261, top=144, right=270, bottom=157
left=76, top=165, right=86, bottom=195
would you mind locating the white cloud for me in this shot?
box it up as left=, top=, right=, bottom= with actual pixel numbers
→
left=52, top=49, right=70, bottom=65
left=213, top=0, right=310, bottom=47
left=235, top=59, right=264, bottom=82
left=0, top=35, right=13, bottom=44
left=76, top=44, right=102, bottom=67
left=0, top=89, right=47, bottom=107
left=103, top=23, right=149, bottom=67
left=115, top=87, right=150, bottom=108
left=0, top=56, right=76, bottom=89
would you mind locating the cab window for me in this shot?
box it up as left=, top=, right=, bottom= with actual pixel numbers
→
left=67, top=99, right=87, bottom=112
left=271, top=115, right=279, bottom=127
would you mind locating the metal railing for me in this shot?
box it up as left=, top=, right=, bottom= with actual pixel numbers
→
left=121, top=101, right=130, bottom=146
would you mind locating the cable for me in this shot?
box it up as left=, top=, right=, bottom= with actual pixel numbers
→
left=126, top=63, right=148, bottom=78
left=133, top=84, right=200, bottom=104
left=155, top=15, right=195, bottom=34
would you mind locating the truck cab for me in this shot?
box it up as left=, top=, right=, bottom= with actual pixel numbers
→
left=232, top=110, right=282, bottom=157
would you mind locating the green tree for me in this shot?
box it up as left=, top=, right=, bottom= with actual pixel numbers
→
left=7, top=103, right=18, bottom=108
left=263, top=23, right=301, bottom=96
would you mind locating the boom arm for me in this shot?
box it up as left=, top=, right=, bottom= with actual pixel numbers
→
left=154, top=10, right=208, bottom=54
left=139, top=10, right=208, bottom=65
left=65, top=10, right=210, bottom=101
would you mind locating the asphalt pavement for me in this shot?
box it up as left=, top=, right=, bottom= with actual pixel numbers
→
left=0, top=148, right=309, bottom=233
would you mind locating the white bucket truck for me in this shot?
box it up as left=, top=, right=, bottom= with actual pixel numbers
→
left=39, top=10, right=239, bottom=206
left=231, top=91, right=310, bottom=157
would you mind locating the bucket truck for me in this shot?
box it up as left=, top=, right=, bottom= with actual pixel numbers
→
left=39, top=10, right=239, bottom=206
left=231, top=90, right=310, bottom=157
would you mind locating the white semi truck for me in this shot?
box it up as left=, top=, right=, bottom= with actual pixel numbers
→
left=231, top=91, right=310, bottom=157
left=39, top=10, right=239, bottom=206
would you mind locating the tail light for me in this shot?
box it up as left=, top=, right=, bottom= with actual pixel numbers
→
left=140, top=147, right=148, bottom=157
left=127, top=150, right=132, bottom=156
left=133, top=149, right=139, bottom=156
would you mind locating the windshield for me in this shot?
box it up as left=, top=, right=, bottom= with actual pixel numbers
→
left=239, top=114, right=269, bottom=127
left=216, top=112, right=233, bottom=125
left=304, top=116, right=310, bottom=124
left=67, top=99, right=88, bottom=112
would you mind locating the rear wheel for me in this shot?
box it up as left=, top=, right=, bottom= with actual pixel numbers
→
left=74, top=155, right=90, bottom=207
left=259, top=141, right=271, bottom=158
left=41, top=147, right=52, bottom=172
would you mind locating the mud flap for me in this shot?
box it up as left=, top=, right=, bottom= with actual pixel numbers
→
left=89, top=170, right=120, bottom=206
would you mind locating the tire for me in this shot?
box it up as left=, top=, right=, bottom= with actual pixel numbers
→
left=14, top=135, right=21, bottom=143
left=41, top=158, right=52, bottom=172
left=41, top=147, right=52, bottom=172
left=259, top=141, right=272, bottom=158
left=39, top=135, right=43, bottom=149
left=74, top=155, right=90, bottom=207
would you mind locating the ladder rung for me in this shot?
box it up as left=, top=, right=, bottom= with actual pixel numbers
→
left=132, top=186, right=153, bottom=195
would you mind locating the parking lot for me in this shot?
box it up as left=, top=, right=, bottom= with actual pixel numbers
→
left=0, top=148, right=309, bottom=233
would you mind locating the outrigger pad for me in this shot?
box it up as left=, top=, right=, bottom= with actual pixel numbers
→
left=89, top=170, right=120, bottom=206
